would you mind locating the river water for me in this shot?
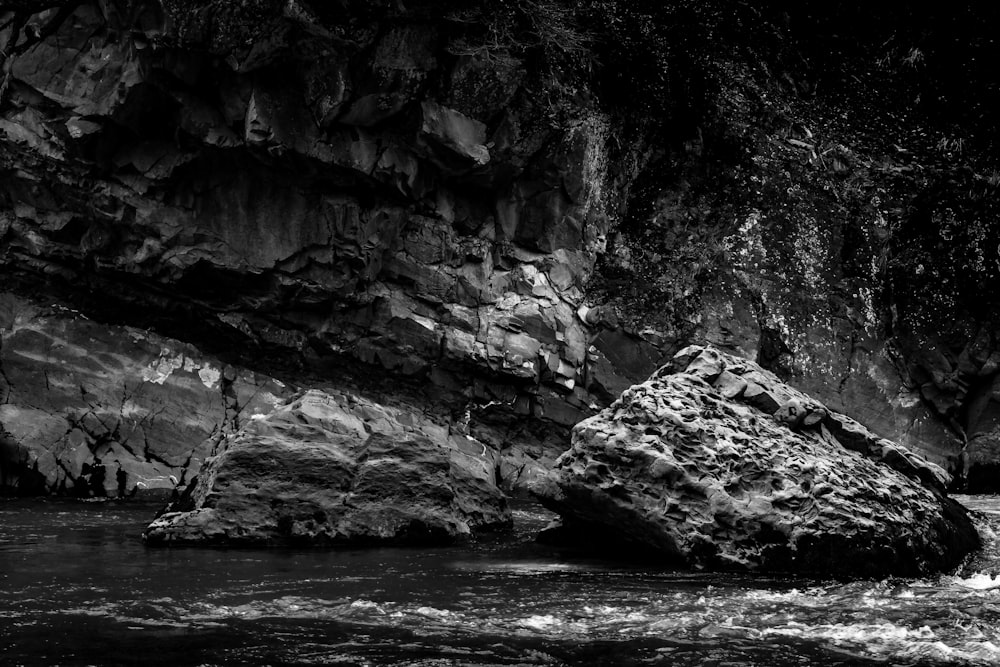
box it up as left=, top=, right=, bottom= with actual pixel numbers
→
left=2, top=497, right=1000, bottom=666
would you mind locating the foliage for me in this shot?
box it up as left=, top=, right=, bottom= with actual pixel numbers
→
left=577, top=1, right=1000, bottom=352
left=886, top=171, right=1000, bottom=337
left=161, top=0, right=285, bottom=52
left=443, top=0, right=591, bottom=62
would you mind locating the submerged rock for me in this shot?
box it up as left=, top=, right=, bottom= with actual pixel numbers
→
left=533, top=345, right=980, bottom=577
left=144, top=390, right=510, bottom=546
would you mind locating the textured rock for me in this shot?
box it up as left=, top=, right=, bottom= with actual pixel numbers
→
left=0, top=0, right=994, bottom=496
left=964, top=374, right=1000, bottom=491
left=0, top=1, right=623, bottom=475
left=144, top=390, right=510, bottom=545
left=0, top=289, right=565, bottom=500
left=534, top=345, right=979, bottom=577
left=663, top=347, right=953, bottom=491
left=0, top=292, right=291, bottom=498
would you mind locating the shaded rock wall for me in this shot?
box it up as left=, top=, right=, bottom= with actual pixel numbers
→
left=0, top=291, right=556, bottom=498
left=0, top=1, right=640, bottom=470
left=0, top=1, right=995, bottom=490
left=0, top=292, right=290, bottom=497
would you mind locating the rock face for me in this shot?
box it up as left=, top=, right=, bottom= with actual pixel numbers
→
left=144, top=389, right=510, bottom=545
left=0, top=1, right=996, bottom=494
left=0, top=290, right=557, bottom=499
left=0, top=292, right=291, bottom=498
left=0, top=0, right=633, bottom=478
left=534, top=346, right=980, bottom=577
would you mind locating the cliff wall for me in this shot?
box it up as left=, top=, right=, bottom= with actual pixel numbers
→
left=1, top=1, right=998, bottom=492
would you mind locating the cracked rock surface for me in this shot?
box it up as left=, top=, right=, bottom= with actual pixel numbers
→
left=0, top=0, right=633, bottom=478
left=144, top=389, right=510, bottom=546
left=534, top=345, right=980, bottom=577
left=0, top=0, right=993, bottom=493
left=0, top=292, right=291, bottom=498
left=0, top=291, right=545, bottom=501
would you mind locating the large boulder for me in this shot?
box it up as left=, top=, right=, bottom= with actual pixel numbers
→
left=144, top=389, right=511, bottom=545
left=533, top=345, right=980, bottom=577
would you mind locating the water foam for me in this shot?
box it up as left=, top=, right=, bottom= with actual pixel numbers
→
left=953, top=573, right=1000, bottom=590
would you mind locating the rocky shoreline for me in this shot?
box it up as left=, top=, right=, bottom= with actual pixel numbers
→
left=0, top=2, right=996, bottom=577
left=141, top=344, right=979, bottom=578
left=0, top=286, right=982, bottom=573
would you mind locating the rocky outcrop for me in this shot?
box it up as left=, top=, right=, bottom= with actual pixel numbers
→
left=144, top=389, right=510, bottom=545
left=534, top=345, right=980, bottom=577
left=0, top=0, right=996, bottom=496
left=0, top=0, right=637, bottom=476
left=0, top=290, right=557, bottom=499
left=0, top=292, right=291, bottom=498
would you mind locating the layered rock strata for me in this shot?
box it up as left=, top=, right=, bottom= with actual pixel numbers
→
left=0, top=292, right=291, bottom=498
left=144, top=389, right=510, bottom=545
left=0, top=290, right=558, bottom=499
left=0, top=0, right=627, bottom=453
left=534, top=345, right=980, bottom=577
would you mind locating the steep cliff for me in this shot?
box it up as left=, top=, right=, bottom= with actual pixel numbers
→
left=0, top=0, right=616, bottom=494
left=1, top=1, right=998, bottom=493
left=585, top=4, right=1000, bottom=486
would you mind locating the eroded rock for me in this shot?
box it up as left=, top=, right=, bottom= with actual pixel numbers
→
left=0, top=0, right=987, bottom=498
left=144, top=389, right=510, bottom=545
left=0, top=292, right=290, bottom=499
left=0, top=2, right=626, bottom=460
left=534, top=345, right=979, bottom=577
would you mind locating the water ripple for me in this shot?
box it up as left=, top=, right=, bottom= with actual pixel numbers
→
left=6, top=497, right=1000, bottom=665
